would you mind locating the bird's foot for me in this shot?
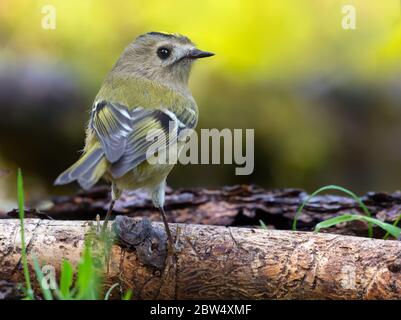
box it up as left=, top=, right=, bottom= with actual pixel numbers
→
left=156, top=225, right=181, bottom=298
left=166, top=225, right=182, bottom=257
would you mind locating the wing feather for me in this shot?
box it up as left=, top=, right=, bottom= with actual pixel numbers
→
left=110, top=109, right=177, bottom=178
left=90, top=100, right=195, bottom=179
left=91, top=100, right=132, bottom=162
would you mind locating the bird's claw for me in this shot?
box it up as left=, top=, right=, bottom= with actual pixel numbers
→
left=166, top=225, right=182, bottom=257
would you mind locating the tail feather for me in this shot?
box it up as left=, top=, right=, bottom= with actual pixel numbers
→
left=54, top=146, right=107, bottom=190
left=78, top=157, right=108, bottom=190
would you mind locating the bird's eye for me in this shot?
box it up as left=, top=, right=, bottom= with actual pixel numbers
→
left=157, top=47, right=171, bottom=60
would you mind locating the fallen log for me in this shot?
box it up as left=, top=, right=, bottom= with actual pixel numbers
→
left=1, top=218, right=401, bottom=299
left=4, top=185, right=401, bottom=238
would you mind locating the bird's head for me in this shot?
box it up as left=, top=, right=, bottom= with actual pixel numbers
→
left=114, top=32, right=214, bottom=89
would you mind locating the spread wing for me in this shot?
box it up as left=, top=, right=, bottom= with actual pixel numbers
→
left=90, top=100, right=196, bottom=179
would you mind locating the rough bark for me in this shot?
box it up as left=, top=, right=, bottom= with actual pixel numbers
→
left=1, top=218, right=401, bottom=300
left=4, top=185, right=401, bottom=238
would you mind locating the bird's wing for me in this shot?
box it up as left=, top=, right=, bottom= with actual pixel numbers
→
left=90, top=100, right=132, bottom=163
left=90, top=100, right=195, bottom=179
left=109, top=107, right=189, bottom=179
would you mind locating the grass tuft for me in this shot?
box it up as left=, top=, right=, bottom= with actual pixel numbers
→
left=17, top=168, right=34, bottom=300
left=16, top=168, right=123, bottom=300
left=293, top=184, right=401, bottom=239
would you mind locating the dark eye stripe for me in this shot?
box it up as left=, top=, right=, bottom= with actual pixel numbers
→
left=157, top=47, right=171, bottom=60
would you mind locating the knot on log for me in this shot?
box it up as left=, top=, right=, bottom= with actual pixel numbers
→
left=113, top=216, right=167, bottom=269
left=388, top=259, right=401, bottom=273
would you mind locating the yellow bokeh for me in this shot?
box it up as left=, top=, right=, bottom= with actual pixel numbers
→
left=1, top=0, right=401, bottom=200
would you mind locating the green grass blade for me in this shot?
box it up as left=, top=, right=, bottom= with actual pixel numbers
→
left=32, top=255, right=53, bottom=300
left=122, top=289, right=133, bottom=300
left=292, top=185, right=373, bottom=237
left=259, top=220, right=267, bottom=230
left=76, top=242, right=98, bottom=300
left=17, top=168, right=34, bottom=300
left=104, top=283, right=119, bottom=300
left=59, top=259, right=74, bottom=299
left=383, top=214, right=401, bottom=240
left=314, top=214, right=360, bottom=232
left=314, top=214, right=401, bottom=238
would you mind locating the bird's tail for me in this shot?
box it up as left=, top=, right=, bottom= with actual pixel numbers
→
left=54, top=143, right=108, bottom=190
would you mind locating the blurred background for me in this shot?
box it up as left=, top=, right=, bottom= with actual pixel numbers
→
left=1, top=0, right=401, bottom=210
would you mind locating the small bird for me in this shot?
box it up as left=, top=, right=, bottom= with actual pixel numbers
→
left=55, top=32, right=214, bottom=250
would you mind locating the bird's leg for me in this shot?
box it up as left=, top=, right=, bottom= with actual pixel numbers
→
left=159, top=206, right=174, bottom=253
left=101, top=199, right=115, bottom=234
left=101, top=183, right=121, bottom=235
left=152, top=181, right=177, bottom=253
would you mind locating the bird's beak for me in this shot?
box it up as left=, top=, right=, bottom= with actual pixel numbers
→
left=186, top=48, right=215, bottom=59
